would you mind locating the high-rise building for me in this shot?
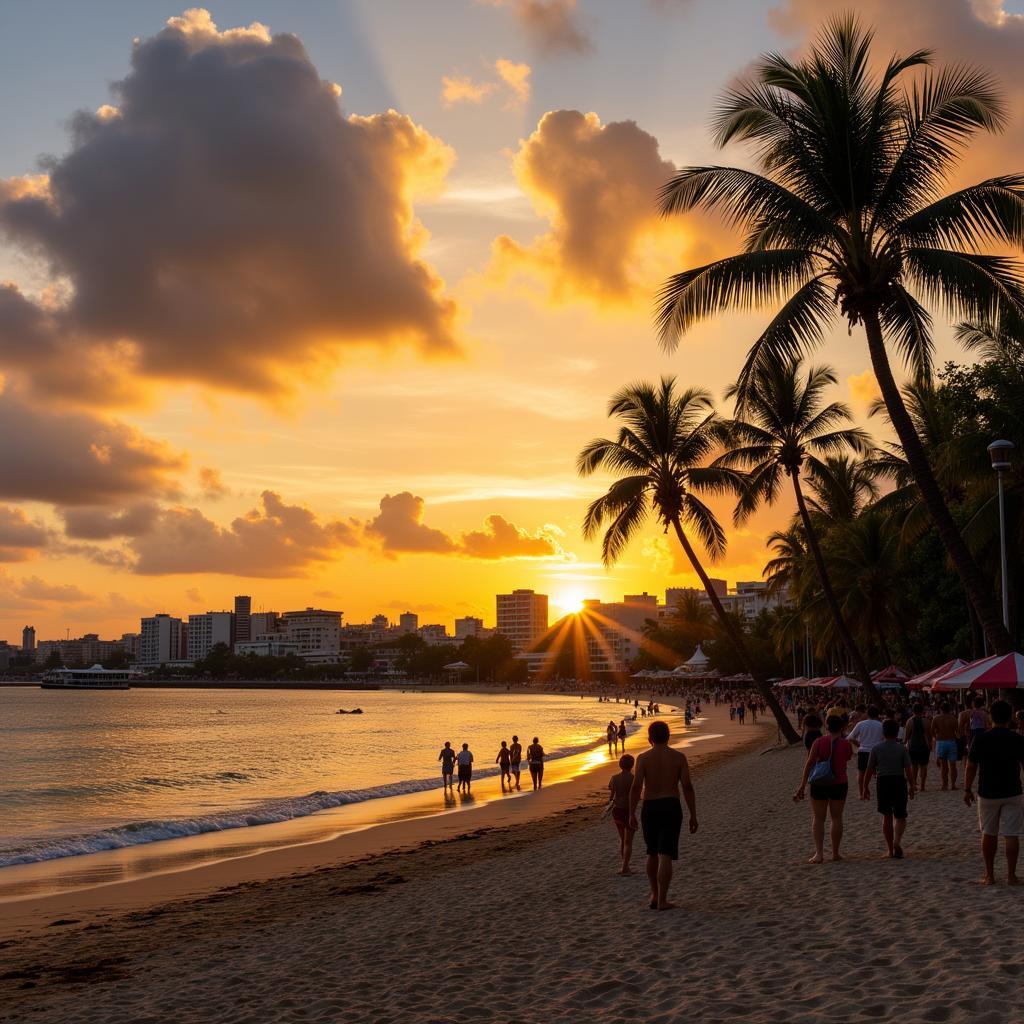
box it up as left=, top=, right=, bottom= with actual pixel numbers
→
left=371, top=614, right=390, bottom=630
left=233, top=595, right=252, bottom=645
left=282, top=607, right=342, bottom=662
left=139, top=614, right=185, bottom=666
left=455, top=616, right=484, bottom=639
left=21, top=625, right=35, bottom=654
left=399, top=612, right=418, bottom=634
left=187, top=612, right=235, bottom=661
left=496, top=589, right=548, bottom=652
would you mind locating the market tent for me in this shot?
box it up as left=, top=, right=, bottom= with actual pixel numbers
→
left=872, top=664, right=911, bottom=684
left=931, top=653, right=1024, bottom=691
left=905, top=659, right=967, bottom=691
left=819, top=674, right=862, bottom=690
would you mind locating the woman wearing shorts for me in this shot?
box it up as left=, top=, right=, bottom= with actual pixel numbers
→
left=527, top=737, right=545, bottom=790
left=794, top=715, right=853, bottom=864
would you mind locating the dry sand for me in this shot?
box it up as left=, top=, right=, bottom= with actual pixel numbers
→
left=2, top=711, right=1021, bottom=1024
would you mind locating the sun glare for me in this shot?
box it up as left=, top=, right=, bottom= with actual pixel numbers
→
left=556, top=589, right=587, bottom=616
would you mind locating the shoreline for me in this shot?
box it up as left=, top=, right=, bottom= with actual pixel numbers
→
left=0, top=704, right=766, bottom=940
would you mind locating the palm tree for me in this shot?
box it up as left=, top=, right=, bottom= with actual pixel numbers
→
left=829, top=511, right=911, bottom=667
left=656, top=15, right=1023, bottom=654
left=804, top=455, right=880, bottom=527
left=577, top=377, right=800, bottom=743
left=717, top=359, right=880, bottom=699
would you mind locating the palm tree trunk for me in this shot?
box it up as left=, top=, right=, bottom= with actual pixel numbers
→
left=862, top=308, right=1013, bottom=655
left=670, top=517, right=800, bottom=744
left=790, top=471, right=881, bottom=702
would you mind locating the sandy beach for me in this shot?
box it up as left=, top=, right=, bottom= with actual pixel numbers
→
left=2, top=707, right=1021, bottom=1024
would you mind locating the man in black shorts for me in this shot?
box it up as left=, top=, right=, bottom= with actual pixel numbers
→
left=861, top=718, right=915, bottom=858
left=628, top=720, right=697, bottom=910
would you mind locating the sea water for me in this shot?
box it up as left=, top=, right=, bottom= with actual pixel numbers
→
left=0, top=687, right=635, bottom=867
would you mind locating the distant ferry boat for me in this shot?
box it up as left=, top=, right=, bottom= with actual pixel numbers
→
left=41, top=665, right=139, bottom=690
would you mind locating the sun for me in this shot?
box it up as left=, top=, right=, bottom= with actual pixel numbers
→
left=555, top=589, right=587, bottom=616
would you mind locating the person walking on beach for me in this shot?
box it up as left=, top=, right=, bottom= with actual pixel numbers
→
left=737, top=703, right=746, bottom=725
left=618, top=720, right=627, bottom=750
left=629, top=720, right=697, bottom=911
left=607, top=721, right=619, bottom=755
left=509, top=735, right=523, bottom=791
left=496, top=741, right=512, bottom=791
left=964, top=700, right=1024, bottom=886
left=794, top=715, right=853, bottom=864
left=848, top=706, right=884, bottom=800
left=607, top=753, right=637, bottom=876
left=438, top=741, right=456, bottom=790
left=527, top=737, right=545, bottom=790
left=861, top=718, right=915, bottom=858
left=905, top=702, right=932, bottom=792
left=965, top=697, right=991, bottom=752
left=932, top=702, right=961, bottom=791
left=456, top=742, right=474, bottom=794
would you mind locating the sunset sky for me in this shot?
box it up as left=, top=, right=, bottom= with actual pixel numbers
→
left=1, top=0, right=1022, bottom=640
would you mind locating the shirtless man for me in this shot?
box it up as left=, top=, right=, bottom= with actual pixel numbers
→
left=932, top=701, right=961, bottom=790
left=628, top=720, right=698, bottom=911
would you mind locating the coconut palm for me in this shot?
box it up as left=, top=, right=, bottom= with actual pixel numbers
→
left=804, top=455, right=880, bottom=528
left=577, top=377, right=799, bottom=743
left=829, top=511, right=911, bottom=667
left=656, top=15, right=1024, bottom=654
left=717, top=359, right=879, bottom=699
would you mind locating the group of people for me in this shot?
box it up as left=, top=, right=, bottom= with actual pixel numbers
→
left=793, top=695, right=1024, bottom=884
left=437, top=736, right=547, bottom=793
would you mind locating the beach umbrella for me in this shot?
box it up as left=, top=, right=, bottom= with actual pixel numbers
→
left=931, top=653, right=1024, bottom=691
left=905, top=659, right=967, bottom=691
left=442, top=661, right=471, bottom=671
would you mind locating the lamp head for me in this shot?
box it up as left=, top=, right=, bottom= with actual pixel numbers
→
left=988, top=439, right=1015, bottom=472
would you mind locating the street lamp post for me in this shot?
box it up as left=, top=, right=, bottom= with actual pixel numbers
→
left=988, top=439, right=1015, bottom=631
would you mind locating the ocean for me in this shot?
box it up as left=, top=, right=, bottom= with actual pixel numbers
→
left=0, top=687, right=638, bottom=869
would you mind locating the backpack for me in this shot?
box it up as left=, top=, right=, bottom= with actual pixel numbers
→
left=808, top=735, right=839, bottom=785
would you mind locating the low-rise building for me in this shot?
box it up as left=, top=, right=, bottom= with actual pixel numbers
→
left=234, top=638, right=301, bottom=658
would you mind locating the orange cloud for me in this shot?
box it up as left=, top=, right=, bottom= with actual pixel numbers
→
left=128, top=491, right=362, bottom=577
left=198, top=467, right=229, bottom=501
left=366, top=492, right=458, bottom=557
left=489, top=109, right=685, bottom=306
left=0, top=506, right=50, bottom=562
left=848, top=370, right=882, bottom=410
left=0, top=9, right=459, bottom=405
left=441, top=74, right=496, bottom=106
left=460, top=514, right=564, bottom=559
left=495, top=59, right=531, bottom=107
left=366, top=491, right=571, bottom=561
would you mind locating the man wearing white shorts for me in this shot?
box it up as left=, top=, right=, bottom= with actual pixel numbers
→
left=964, top=699, right=1024, bottom=886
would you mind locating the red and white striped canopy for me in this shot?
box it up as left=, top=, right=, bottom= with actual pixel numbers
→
left=872, top=664, right=911, bottom=684
left=776, top=676, right=808, bottom=688
left=905, top=659, right=967, bottom=691
left=818, top=675, right=862, bottom=689
left=932, top=653, right=1024, bottom=691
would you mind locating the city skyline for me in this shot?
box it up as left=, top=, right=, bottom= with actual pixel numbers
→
left=1, top=1, right=1023, bottom=639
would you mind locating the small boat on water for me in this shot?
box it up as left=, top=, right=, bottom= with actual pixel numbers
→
left=41, top=665, right=139, bottom=690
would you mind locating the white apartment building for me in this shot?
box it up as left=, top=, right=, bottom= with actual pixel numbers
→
left=455, top=616, right=484, bottom=639
left=235, top=639, right=300, bottom=658
left=496, top=590, right=548, bottom=653
left=187, top=611, right=234, bottom=661
left=399, top=612, right=419, bottom=634
left=139, top=614, right=185, bottom=666
left=282, top=607, right=342, bottom=662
